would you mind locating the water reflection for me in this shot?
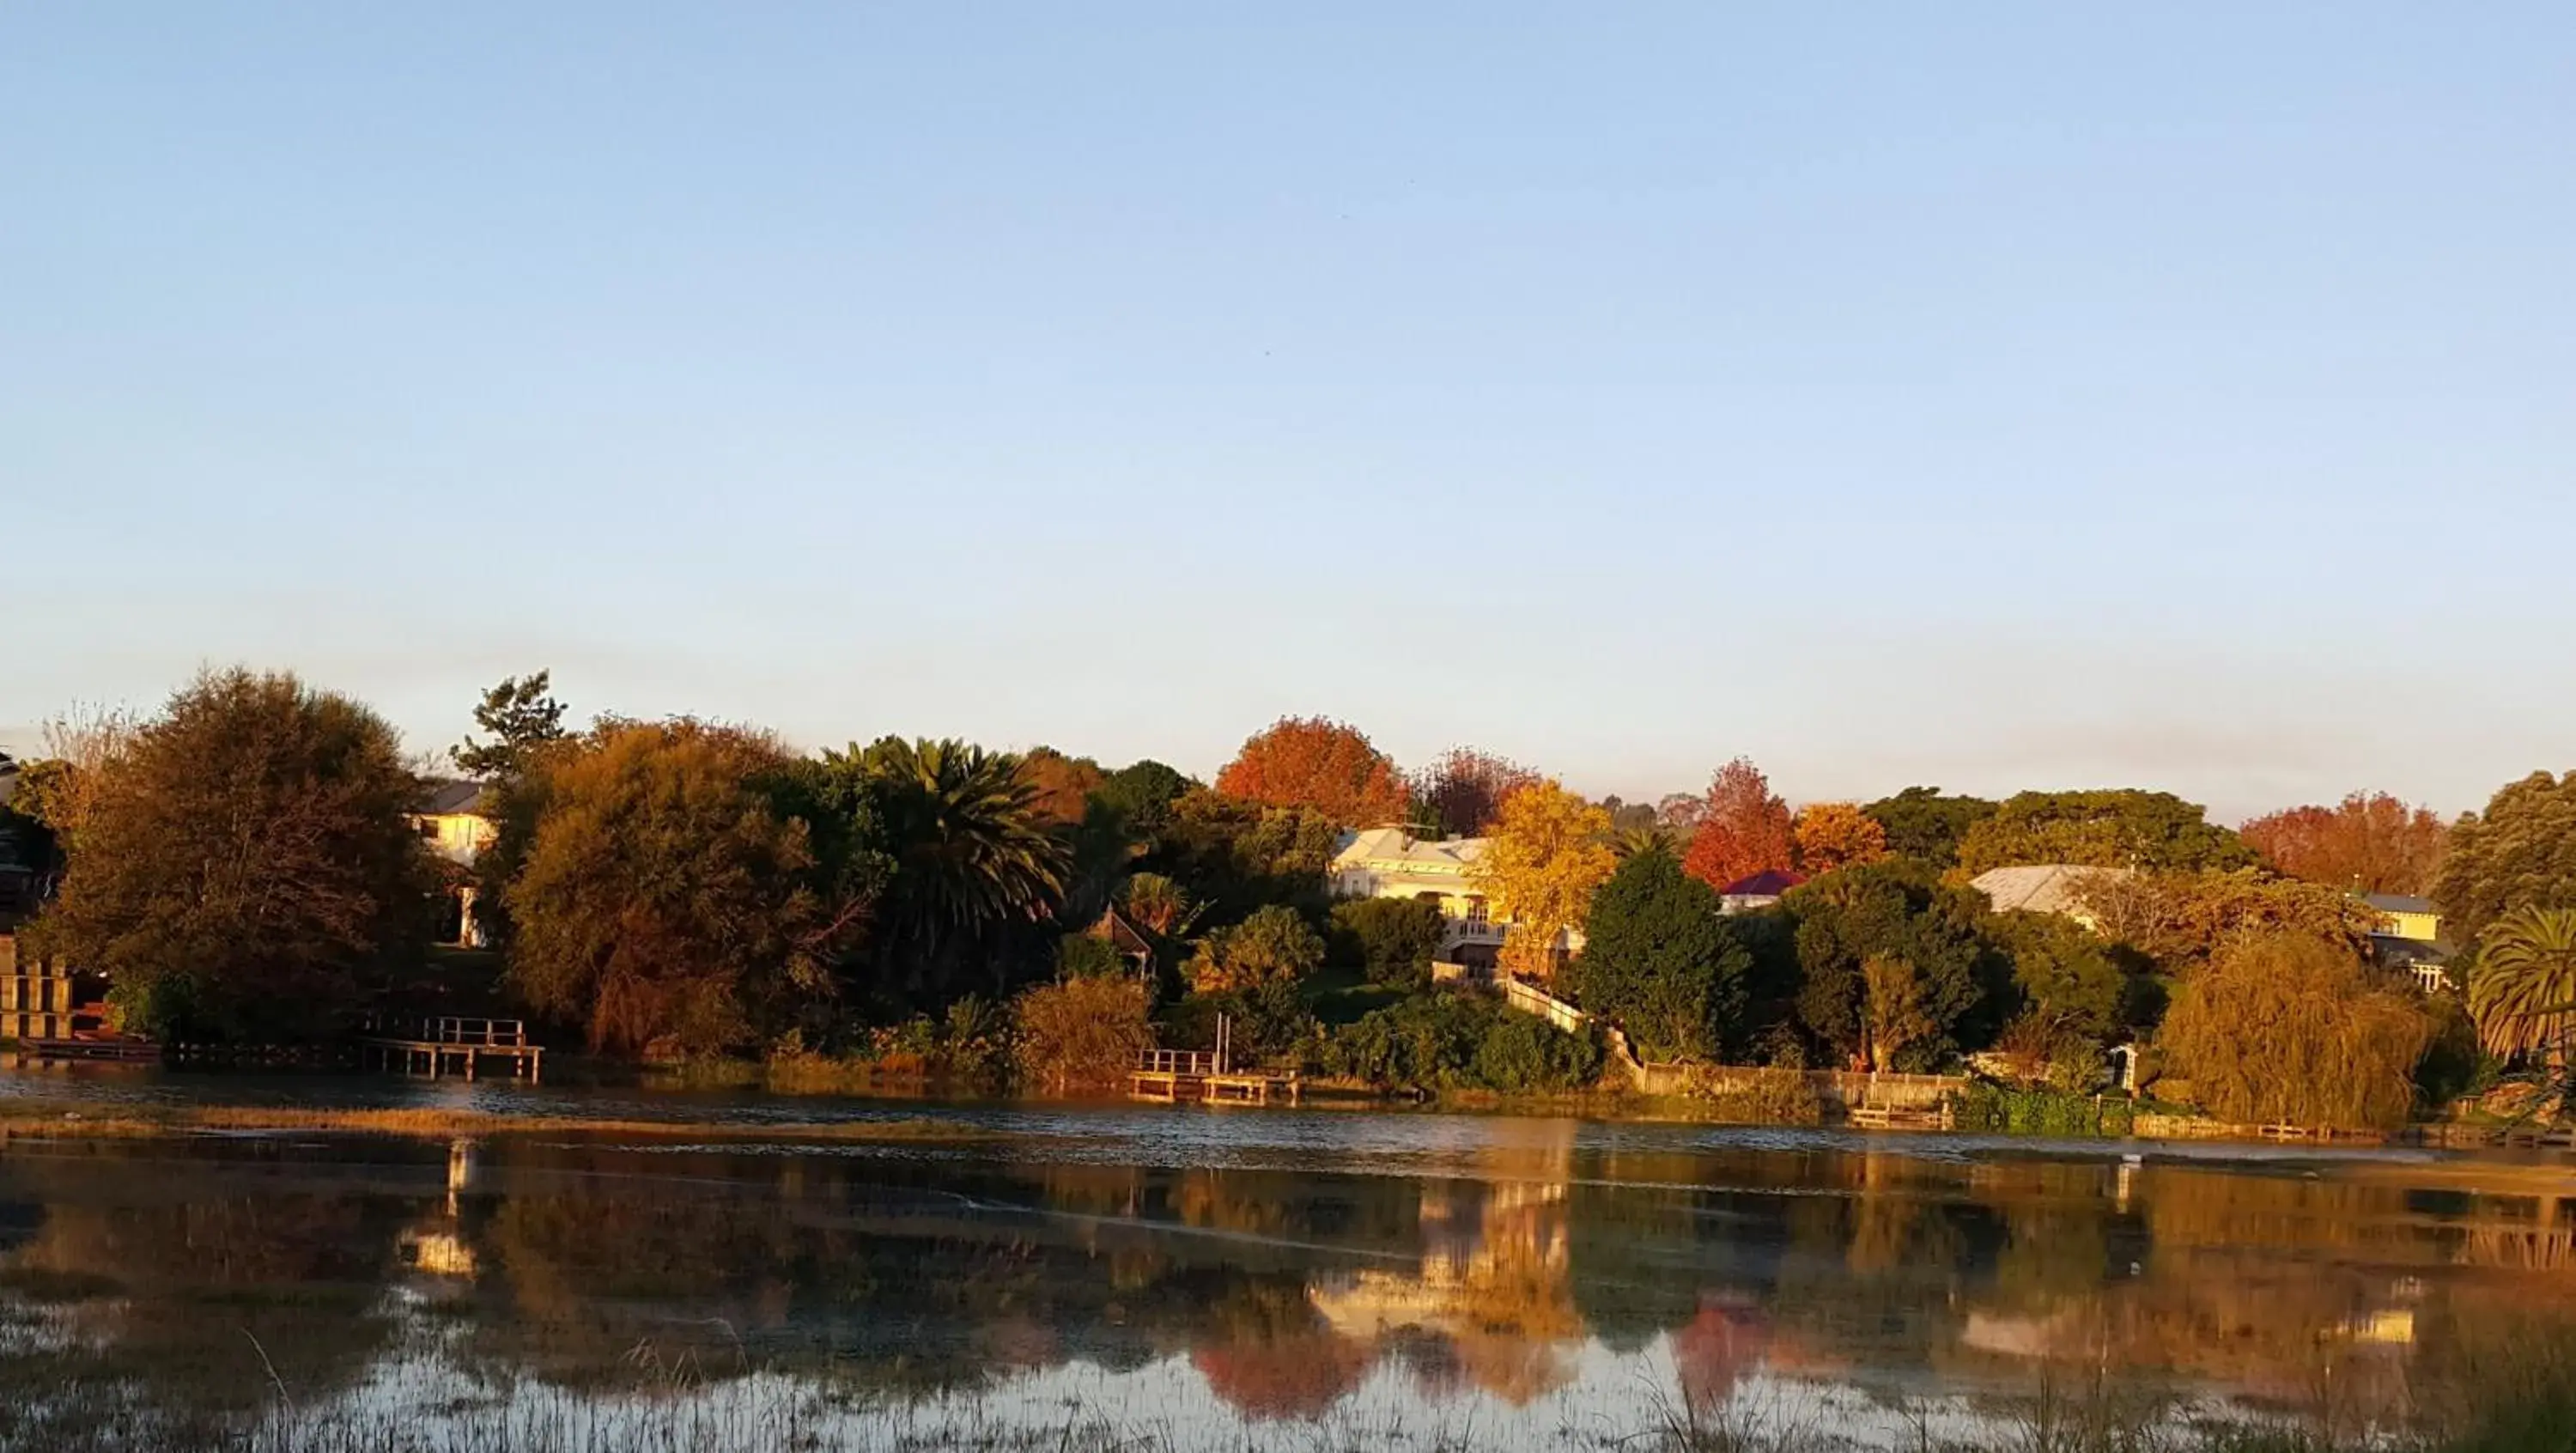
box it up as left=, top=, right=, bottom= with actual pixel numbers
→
left=0, top=1111, right=2569, bottom=1447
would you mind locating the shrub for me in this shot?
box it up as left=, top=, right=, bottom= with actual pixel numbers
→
left=1698, top=1067, right=1823, bottom=1125
left=1326, top=992, right=1598, bottom=1094
left=1327, top=897, right=1445, bottom=988
left=1186, top=905, right=1326, bottom=992
left=1013, top=976, right=1155, bottom=1093
left=1056, top=932, right=1130, bottom=980
left=1948, top=1084, right=2136, bottom=1137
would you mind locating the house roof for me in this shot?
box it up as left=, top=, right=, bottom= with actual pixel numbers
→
left=1720, top=869, right=1807, bottom=897
left=418, top=780, right=489, bottom=816
left=1971, top=864, right=2130, bottom=916
left=2361, top=894, right=2436, bottom=915
left=1331, top=828, right=1486, bottom=871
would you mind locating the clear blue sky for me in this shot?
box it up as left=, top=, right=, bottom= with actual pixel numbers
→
left=6, top=5, right=2570, bottom=820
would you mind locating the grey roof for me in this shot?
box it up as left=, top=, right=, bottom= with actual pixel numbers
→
left=418, top=780, right=489, bottom=816
left=1970, top=864, right=2130, bottom=916
left=2361, top=894, right=2436, bottom=915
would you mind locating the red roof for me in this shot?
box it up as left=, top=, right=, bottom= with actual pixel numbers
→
left=1720, top=868, right=1807, bottom=897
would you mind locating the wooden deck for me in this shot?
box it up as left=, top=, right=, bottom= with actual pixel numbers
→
left=1128, top=1046, right=1299, bottom=1104
left=17, top=1037, right=160, bottom=1064
left=362, top=1016, right=544, bottom=1083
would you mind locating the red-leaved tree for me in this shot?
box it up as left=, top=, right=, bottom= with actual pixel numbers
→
left=1409, top=746, right=1540, bottom=838
left=1213, top=716, right=1410, bottom=827
left=2240, top=791, right=2449, bottom=896
left=1680, top=757, right=1796, bottom=890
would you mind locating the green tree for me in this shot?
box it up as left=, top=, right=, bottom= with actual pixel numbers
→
left=2466, top=906, right=2576, bottom=1060
left=818, top=737, right=1069, bottom=1000
left=1956, top=790, right=2257, bottom=876
left=448, top=671, right=569, bottom=780
left=2159, top=932, right=2433, bottom=1131
left=1091, top=759, right=1193, bottom=836
left=1187, top=904, right=1325, bottom=992
left=503, top=720, right=829, bottom=1056
left=1786, top=863, right=2004, bottom=1071
left=1152, top=787, right=1340, bottom=924
left=26, top=668, right=432, bottom=1043
left=1985, top=909, right=2129, bottom=1040
left=1861, top=787, right=1997, bottom=868
left=1327, top=897, right=1445, bottom=988
left=1569, top=843, right=1750, bottom=1061
left=2434, top=770, right=2576, bottom=951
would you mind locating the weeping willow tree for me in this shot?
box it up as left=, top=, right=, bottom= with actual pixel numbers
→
left=2160, top=931, right=2434, bottom=1131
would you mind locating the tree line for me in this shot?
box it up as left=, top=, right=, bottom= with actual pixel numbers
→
left=6, top=672, right=2574, bottom=1126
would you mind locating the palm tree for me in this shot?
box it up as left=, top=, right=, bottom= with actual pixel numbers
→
left=2468, top=906, right=2576, bottom=1060
left=854, top=738, right=1068, bottom=976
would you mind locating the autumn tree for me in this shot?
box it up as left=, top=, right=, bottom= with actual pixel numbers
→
left=1470, top=781, right=1617, bottom=981
left=2433, top=770, right=2576, bottom=951
left=1861, top=787, right=1996, bottom=868
left=1013, top=974, right=1156, bottom=1092
left=1213, top=716, right=1409, bottom=826
left=1408, top=746, right=1540, bottom=838
left=2159, top=932, right=2434, bottom=1131
left=1955, top=790, right=2257, bottom=877
left=2240, top=792, right=2448, bottom=896
left=504, top=720, right=834, bottom=1056
left=1680, top=758, right=1796, bottom=891
left=1015, top=746, right=1104, bottom=827
left=1570, top=842, right=1751, bottom=1061
left=1792, top=802, right=1888, bottom=875
left=27, top=669, right=432, bottom=1043
left=2077, top=868, right=2385, bottom=976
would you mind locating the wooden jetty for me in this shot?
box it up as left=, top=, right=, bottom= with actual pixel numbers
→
left=1129, top=1047, right=1301, bottom=1106
left=362, top=1016, right=544, bottom=1083
left=20, top=1037, right=161, bottom=1064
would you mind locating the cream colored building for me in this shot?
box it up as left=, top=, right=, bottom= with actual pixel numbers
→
left=411, top=781, right=497, bottom=946
left=1327, top=829, right=1580, bottom=969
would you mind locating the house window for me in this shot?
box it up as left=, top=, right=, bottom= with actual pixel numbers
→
left=418, top=820, right=440, bottom=840
left=1465, top=897, right=1489, bottom=925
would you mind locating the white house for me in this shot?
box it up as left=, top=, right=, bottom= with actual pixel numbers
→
left=411, top=781, right=498, bottom=946
left=1327, top=829, right=1581, bottom=973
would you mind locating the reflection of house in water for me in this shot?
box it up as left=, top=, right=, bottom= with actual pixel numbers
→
left=1305, top=1127, right=1585, bottom=1405
left=395, top=1140, right=481, bottom=1290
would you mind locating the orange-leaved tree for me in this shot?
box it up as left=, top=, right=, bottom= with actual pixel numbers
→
left=1680, top=757, right=1795, bottom=890
left=1469, top=780, right=1616, bottom=981
left=2239, top=791, right=2448, bottom=897
left=1213, top=716, right=1409, bottom=826
left=1792, top=801, right=1888, bottom=876
left=1409, top=745, right=1540, bottom=838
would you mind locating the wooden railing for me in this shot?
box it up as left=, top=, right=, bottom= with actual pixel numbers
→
left=1137, top=1049, right=1222, bottom=1076
left=368, top=1015, right=528, bottom=1048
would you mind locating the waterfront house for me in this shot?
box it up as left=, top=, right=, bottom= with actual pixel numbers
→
left=1968, top=864, right=2130, bottom=927
left=1717, top=868, right=1807, bottom=915
left=2360, top=893, right=2452, bottom=992
left=411, top=781, right=497, bottom=947
left=1328, top=828, right=1580, bottom=974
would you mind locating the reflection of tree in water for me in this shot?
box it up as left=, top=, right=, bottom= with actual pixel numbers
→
left=1303, top=1125, right=1588, bottom=1407
left=0, top=1146, right=415, bottom=1429
left=5, top=1128, right=2576, bottom=1443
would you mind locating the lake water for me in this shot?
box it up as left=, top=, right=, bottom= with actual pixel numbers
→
left=1, top=1069, right=2571, bottom=1451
